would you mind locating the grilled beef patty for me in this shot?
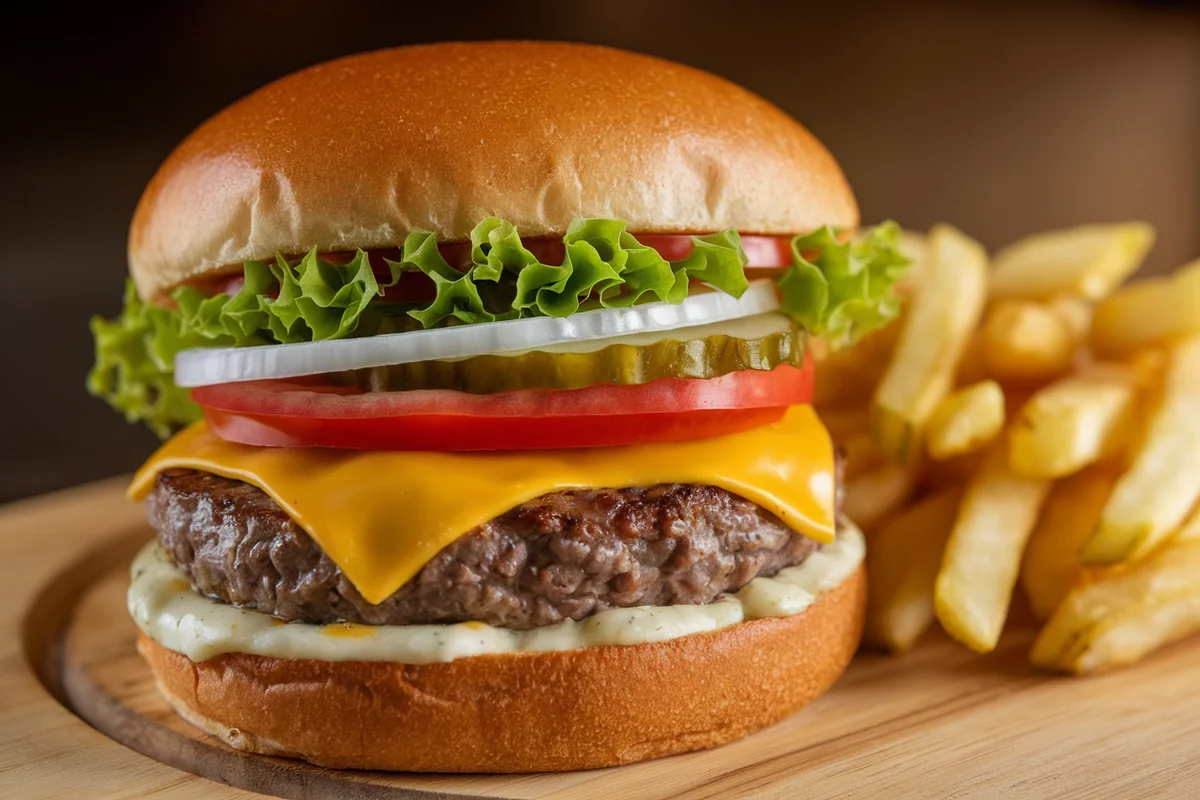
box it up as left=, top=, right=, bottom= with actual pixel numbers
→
left=148, top=468, right=839, bottom=629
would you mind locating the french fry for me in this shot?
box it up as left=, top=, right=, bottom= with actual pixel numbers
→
left=935, top=444, right=1051, bottom=652
left=916, top=386, right=1032, bottom=491
left=1066, top=593, right=1200, bottom=674
left=1124, top=348, right=1168, bottom=390
left=842, top=464, right=917, bottom=532
left=866, top=487, right=963, bottom=652
left=1031, top=538, right=1200, bottom=672
left=1008, top=368, right=1139, bottom=479
left=1091, top=258, right=1200, bottom=356
left=988, top=222, right=1155, bottom=301
left=1179, top=504, right=1200, bottom=541
left=924, top=380, right=1005, bottom=460
left=980, top=300, right=1076, bottom=384
left=1046, top=294, right=1094, bottom=344
left=1080, top=336, right=1200, bottom=564
left=825, top=219, right=1199, bottom=673
left=871, top=225, right=988, bottom=463
left=1020, top=468, right=1118, bottom=619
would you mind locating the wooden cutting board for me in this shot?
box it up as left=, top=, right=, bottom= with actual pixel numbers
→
left=2, top=478, right=1198, bottom=799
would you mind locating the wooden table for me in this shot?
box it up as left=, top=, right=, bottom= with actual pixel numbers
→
left=2, top=478, right=1198, bottom=799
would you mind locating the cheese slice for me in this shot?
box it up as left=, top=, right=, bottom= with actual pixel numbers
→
left=129, top=405, right=835, bottom=604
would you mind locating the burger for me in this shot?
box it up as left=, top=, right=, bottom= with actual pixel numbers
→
left=89, top=41, right=907, bottom=772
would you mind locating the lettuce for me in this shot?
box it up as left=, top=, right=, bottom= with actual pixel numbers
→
left=87, top=281, right=206, bottom=438
left=88, top=218, right=907, bottom=436
left=779, top=221, right=910, bottom=348
left=395, top=217, right=749, bottom=326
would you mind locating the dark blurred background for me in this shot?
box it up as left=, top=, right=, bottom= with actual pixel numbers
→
left=2, top=0, right=1197, bottom=503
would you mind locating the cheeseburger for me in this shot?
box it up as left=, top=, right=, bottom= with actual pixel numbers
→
left=90, top=41, right=907, bottom=772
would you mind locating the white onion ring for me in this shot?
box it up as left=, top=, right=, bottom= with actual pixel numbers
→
left=174, top=281, right=781, bottom=387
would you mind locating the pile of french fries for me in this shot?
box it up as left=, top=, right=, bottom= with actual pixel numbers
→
left=817, top=222, right=1200, bottom=674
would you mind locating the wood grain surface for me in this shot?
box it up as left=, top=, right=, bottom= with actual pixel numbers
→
left=2, top=478, right=1199, bottom=799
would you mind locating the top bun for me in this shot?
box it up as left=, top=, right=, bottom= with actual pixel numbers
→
left=129, top=41, right=858, bottom=301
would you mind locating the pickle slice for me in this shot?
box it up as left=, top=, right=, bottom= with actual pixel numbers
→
left=355, top=313, right=805, bottom=393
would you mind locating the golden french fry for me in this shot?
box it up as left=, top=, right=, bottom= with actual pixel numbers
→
left=1031, top=538, right=1200, bottom=672
left=925, top=380, right=1005, bottom=461
left=935, top=444, right=1051, bottom=652
left=871, top=225, right=988, bottom=463
left=1091, top=258, right=1200, bottom=356
left=1179, top=504, right=1200, bottom=541
left=988, top=222, right=1155, bottom=301
left=980, top=300, right=1076, bottom=384
left=1046, top=294, right=1094, bottom=344
left=1008, top=368, right=1139, bottom=479
left=1066, top=593, right=1200, bottom=674
left=1124, top=348, right=1168, bottom=390
left=1021, top=469, right=1118, bottom=619
left=842, top=463, right=917, bottom=532
left=1081, top=336, right=1200, bottom=564
left=828, top=220, right=1197, bottom=675
left=866, top=487, right=963, bottom=652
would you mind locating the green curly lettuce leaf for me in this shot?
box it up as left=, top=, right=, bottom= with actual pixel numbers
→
left=88, top=218, right=907, bottom=436
left=88, top=249, right=394, bottom=435
left=778, top=220, right=909, bottom=349
left=87, top=281, right=206, bottom=438
left=266, top=249, right=399, bottom=342
left=392, top=217, right=750, bottom=327
left=397, top=230, right=520, bottom=327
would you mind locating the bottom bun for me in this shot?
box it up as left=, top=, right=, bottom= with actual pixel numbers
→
left=138, top=564, right=865, bottom=773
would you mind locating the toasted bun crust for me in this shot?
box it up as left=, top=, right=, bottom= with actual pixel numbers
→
left=129, top=41, right=857, bottom=301
left=138, top=564, right=864, bottom=772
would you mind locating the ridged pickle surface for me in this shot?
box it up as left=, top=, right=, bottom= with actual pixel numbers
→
left=356, top=314, right=805, bottom=393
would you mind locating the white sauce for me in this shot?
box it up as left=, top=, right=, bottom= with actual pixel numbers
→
left=129, top=521, right=864, bottom=665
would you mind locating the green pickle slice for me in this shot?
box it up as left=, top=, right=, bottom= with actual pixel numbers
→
left=355, top=313, right=805, bottom=393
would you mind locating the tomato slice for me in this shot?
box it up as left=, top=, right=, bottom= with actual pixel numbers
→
left=192, top=361, right=814, bottom=451
left=201, top=405, right=789, bottom=451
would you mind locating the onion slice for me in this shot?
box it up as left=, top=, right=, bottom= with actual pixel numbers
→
left=175, top=281, right=781, bottom=387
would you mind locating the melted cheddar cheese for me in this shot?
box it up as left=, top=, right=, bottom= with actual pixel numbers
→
left=129, top=405, right=834, bottom=604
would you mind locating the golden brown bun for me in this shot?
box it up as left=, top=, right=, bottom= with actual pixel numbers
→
left=129, top=41, right=857, bottom=301
left=138, top=564, right=865, bottom=773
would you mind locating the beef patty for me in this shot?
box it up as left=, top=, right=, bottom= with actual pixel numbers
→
left=148, top=469, right=838, bottom=629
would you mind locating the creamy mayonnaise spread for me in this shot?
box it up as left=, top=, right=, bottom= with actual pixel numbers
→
left=129, top=520, right=863, bottom=665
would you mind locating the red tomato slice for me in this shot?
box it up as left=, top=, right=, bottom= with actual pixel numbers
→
left=192, top=361, right=814, bottom=451
left=201, top=405, right=788, bottom=451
